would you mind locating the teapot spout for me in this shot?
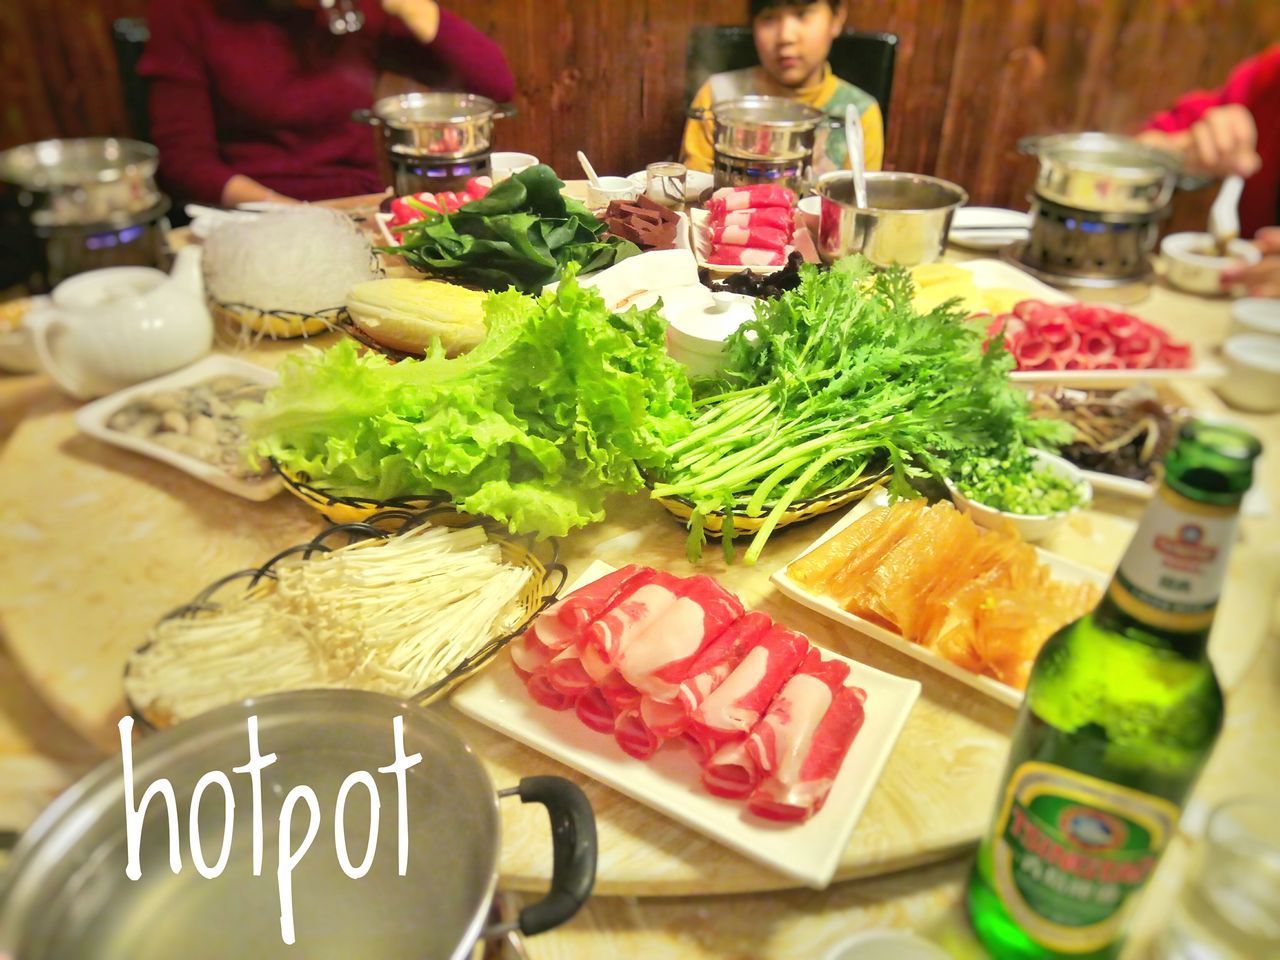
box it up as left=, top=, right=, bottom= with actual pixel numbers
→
left=168, top=245, right=205, bottom=297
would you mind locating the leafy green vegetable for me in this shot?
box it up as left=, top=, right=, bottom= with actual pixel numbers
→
left=387, top=165, right=640, bottom=293
left=249, top=270, right=692, bottom=537
left=953, top=453, right=1086, bottom=515
left=650, top=263, right=1070, bottom=563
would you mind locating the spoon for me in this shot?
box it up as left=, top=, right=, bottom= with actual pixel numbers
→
left=844, top=104, right=868, bottom=209
left=577, top=151, right=602, bottom=187
left=1209, top=174, right=1245, bottom=257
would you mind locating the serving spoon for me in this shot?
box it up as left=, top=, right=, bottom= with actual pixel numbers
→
left=577, top=151, right=602, bottom=187
left=1209, top=175, right=1245, bottom=257
left=844, top=104, right=868, bottom=209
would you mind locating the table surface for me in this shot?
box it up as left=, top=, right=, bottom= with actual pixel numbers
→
left=0, top=202, right=1276, bottom=956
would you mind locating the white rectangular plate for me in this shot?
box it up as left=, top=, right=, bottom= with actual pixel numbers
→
left=74, top=355, right=282, bottom=501
left=452, top=560, right=921, bottom=889
left=771, top=491, right=1108, bottom=709
left=951, top=260, right=1225, bottom=386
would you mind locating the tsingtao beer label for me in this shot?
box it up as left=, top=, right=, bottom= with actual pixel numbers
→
left=991, top=761, right=1179, bottom=954
left=1111, top=485, right=1239, bottom=632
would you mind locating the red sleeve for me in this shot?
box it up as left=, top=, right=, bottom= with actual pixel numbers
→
left=1143, top=46, right=1280, bottom=133
left=136, top=0, right=236, bottom=205
left=384, top=8, right=515, bottom=102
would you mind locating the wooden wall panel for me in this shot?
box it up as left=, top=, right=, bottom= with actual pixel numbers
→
left=1, top=0, right=1277, bottom=221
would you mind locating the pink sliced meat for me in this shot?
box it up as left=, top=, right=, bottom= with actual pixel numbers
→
left=722, top=208, right=794, bottom=233
left=689, top=624, right=809, bottom=744
left=1105, top=312, right=1141, bottom=340
left=711, top=224, right=790, bottom=252
left=579, top=641, right=613, bottom=683
left=709, top=185, right=796, bottom=215
left=583, top=571, right=685, bottom=666
left=1014, top=336, right=1051, bottom=367
left=707, top=245, right=788, bottom=267
left=702, top=738, right=759, bottom=799
left=677, top=610, right=773, bottom=716
left=611, top=575, right=745, bottom=699
left=544, top=647, right=594, bottom=698
left=614, top=706, right=663, bottom=760
left=1116, top=331, right=1159, bottom=368
left=746, top=650, right=866, bottom=822
left=552, top=564, right=649, bottom=631
left=1079, top=330, right=1115, bottom=361
left=639, top=695, right=689, bottom=739
left=524, top=670, right=577, bottom=711
left=509, top=624, right=557, bottom=676
left=575, top=686, right=617, bottom=734
left=599, top=671, right=642, bottom=713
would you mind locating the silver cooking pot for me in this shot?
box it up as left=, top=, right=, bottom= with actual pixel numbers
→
left=1019, top=132, right=1181, bottom=215
left=353, top=92, right=516, bottom=159
left=0, top=690, right=596, bottom=960
left=688, top=95, right=833, bottom=163
left=816, top=170, right=968, bottom=267
left=0, top=138, right=163, bottom=228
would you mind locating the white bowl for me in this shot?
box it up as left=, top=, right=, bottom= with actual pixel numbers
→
left=798, top=195, right=821, bottom=236
left=587, top=175, right=641, bottom=209
left=1216, top=334, right=1280, bottom=412
left=1160, top=232, right=1262, bottom=296
left=822, top=930, right=950, bottom=960
left=665, top=292, right=757, bottom=377
left=490, top=151, right=538, bottom=181
left=948, top=450, right=1092, bottom=543
left=1229, top=298, right=1280, bottom=340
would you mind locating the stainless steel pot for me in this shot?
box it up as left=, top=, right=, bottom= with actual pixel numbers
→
left=0, top=690, right=595, bottom=960
left=1019, top=132, right=1181, bottom=214
left=353, top=92, right=516, bottom=159
left=816, top=171, right=968, bottom=267
left=0, top=138, right=163, bottom=228
left=688, top=95, right=832, bottom=164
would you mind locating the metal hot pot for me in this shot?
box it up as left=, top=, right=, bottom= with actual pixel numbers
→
left=0, top=689, right=596, bottom=960
left=0, top=138, right=171, bottom=289
left=1018, top=132, right=1181, bottom=215
left=353, top=92, right=516, bottom=195
left=688, top=95, right=833, bottom=194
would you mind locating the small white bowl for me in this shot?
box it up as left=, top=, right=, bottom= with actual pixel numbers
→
left=587, top=175, right=641, bottom=209
left=665, top=292, right=757, bottom=377
left=822, top=930, right=951, bottom=960
left=490, top=151, right=538, bottom=181
left=1216, top=334, right=1280, bottom=412
left=798, top=195, right=821, bottom=237
left=1229, top=298, right=1280, bottom=340
left=1160, top=232, right=1262, bottom=296
left=948, top=450, right=1092, bottom=543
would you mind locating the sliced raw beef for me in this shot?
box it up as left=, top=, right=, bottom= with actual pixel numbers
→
left=708, top=185, right=796, bottom=216
left=722, top=207, right=794, bottom=233
left=614, top=706, right=663, bottom=760
left=689, top=623, right=809, bottom=747
left=677, top=611, right=774, bottom=715
left=706, top=245, right=788, bottom=267
left=553, top=564, right=649, bottom=631
left=711, top=224, right=790, bottom=252
left=584, top=571, right=686, bottom=665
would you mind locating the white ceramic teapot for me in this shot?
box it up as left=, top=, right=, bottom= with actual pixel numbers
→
left=32, top=246, right=213, bottom=399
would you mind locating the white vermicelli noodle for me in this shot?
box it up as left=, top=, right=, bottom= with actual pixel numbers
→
left=202, top=207, right=377, bottom=315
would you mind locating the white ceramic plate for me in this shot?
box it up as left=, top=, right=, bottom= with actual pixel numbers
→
left=74, top=355, right=282, bottom=502
left=949, top=207, right=1030, bottom=251
left=770, top=491, right=1108, bottom=709
left=953, top=260, right=1226, bottom=386
left=452, top=560, right=922, bottom=889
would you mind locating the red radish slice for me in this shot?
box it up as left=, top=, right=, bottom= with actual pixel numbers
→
left=1014, top=337, right=1052, bottom=366
left=1079, top=330, right=1116, bottom=360
left=1105, top=312, right=1141, bottom=340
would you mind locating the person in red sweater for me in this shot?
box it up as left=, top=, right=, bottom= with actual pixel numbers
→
left=138, top=0, right=515, bottom=207
left=1137, top=44, right=1280, bottom=297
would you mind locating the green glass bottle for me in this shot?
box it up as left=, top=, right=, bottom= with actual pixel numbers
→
left=967, top=420, right=1262, bottom=959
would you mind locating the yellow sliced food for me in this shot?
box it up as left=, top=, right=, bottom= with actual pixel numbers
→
left=346, top=278, right=487, bottom=356
left=909, top=263, right=971, bottom=288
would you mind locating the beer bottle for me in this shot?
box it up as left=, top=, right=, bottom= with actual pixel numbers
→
left=967, top=420, right=1261, bottom=959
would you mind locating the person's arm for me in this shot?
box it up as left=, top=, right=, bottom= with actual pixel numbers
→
left=680, top=82, right=717, bottom=174
left=137, top=0, right=292, bottom=206
left=1135, top=52, right=1269, bottom=178
left=381, top=0, right=515, bottom=102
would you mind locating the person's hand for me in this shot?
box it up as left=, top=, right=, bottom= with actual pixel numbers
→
left=1222, top=228, right=1280, bottom=298
left=1138, top=105, right=1261, bottom=178
left=381, top=0, right=440, bottom=42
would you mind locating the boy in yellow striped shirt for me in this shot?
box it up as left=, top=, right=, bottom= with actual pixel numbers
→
left=682, top=0, right=884, bottom=176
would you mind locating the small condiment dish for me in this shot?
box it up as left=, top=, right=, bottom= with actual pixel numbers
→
left=490, top=151, right=538, bottom=181
left=1160, top=231, right=1261, bottom=296
left=587, top=175, right=640, bottom=209
left=821, top=930, right=951, bottom=960
left=1216, top=334, right=1280, bottom=412
left=1228, top=298, right=1280, bottom=341
left=798, top=195, right=821, bottom=237
left=948, top=450, right=1092, bottom=543
left=666, top=292, right=758, bottom=377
